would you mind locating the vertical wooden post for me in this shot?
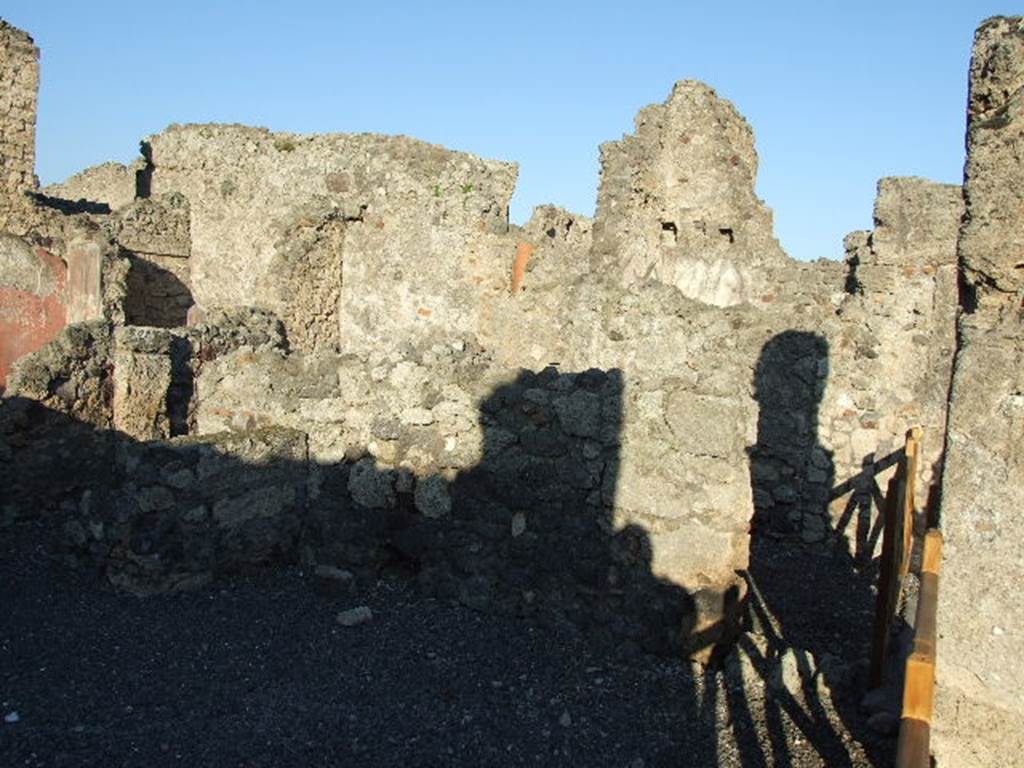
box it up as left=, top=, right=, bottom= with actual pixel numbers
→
left=896, top=529, right=943, bottom=768
left=869, top=426, right=923, bottom=689
left=900, top=427, right=923, bottom=578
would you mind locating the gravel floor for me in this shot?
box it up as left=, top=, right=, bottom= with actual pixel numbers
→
left=1, top=523, right=894, bottom=768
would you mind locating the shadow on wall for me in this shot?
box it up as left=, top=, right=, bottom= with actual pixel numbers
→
left=1, top=359, right=889, bottom=766
left=743, top=331, right=890, bottom=767
left=123, top=254, right=194, bottom=328
left=0, top=369, right=712, bottom=762
left=30, top=192, right=112, bottom=216
left=345, top=369, right=720, bottom=657
left=1, top=368, right=738, bottom=657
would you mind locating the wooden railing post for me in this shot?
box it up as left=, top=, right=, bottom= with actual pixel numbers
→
left=896, top=529, right=943, bottom=768
left=900, top=427, right=923, bottom=578
left=869, top=426, right=923, bottom=689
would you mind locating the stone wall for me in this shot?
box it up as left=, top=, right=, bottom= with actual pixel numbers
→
left=934, top=16, right=1024, bottom=767
left=0, top=212, right=128, bottom=390
left=144, top=125, right=518, bottom=354
left=482, top=182, right=958, bottom=560
left=590, top=81, right=789, bottom=307
left=37, top=77, right=954, bottom=660
left=52, top=425, right=310, bottom=595
left=0, top=13, right=998, bottom=701
left=42, top=160, right=142, bottom=212
left=0, top=322, right=116, bottom=527
left=0, top=19, right=38, bottom=231
left=116, top=193, right=193, bottom=327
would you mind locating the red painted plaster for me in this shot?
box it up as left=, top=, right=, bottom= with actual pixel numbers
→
left=0, top=248, right=67, bottom=391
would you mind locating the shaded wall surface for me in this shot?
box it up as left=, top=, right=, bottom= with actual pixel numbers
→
left=1, top=365, right=736, bottom=660
left=934, top=16, right=1024, bottom=768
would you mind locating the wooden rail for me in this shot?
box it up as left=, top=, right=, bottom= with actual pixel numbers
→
left=895, top=529, right=943, bottom=768
left=869, top=426, right=923, bottom=689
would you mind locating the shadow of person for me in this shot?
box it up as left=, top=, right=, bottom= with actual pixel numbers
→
left=390, top=367, right=704, bottom=658
left=743, top=331, right=891, bottom=767
left=2, top=365, right=735, bottom=765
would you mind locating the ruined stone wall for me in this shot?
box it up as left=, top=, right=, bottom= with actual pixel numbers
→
left=934, top=16, right=1024, bottom=767
left=0, top=20, right=38, bottom=231
left=0, top=307, right=288, bottom=529
left=823, top=177, right=962, bottom=522
left=115, top=193, right=193, bottom=327
left=590, top=81, right=789, bottom=307
left=42, top=160, right=142, bottom=212
left=180, top=345, right=743, bottom=657
left=0, top=321, right=116, bottom=527
left=0, top=209, right=128, bottom=390
left=0, top=13, right=973, bottom=678
left=144, top=125, right=517, bottom=354
left=127, top=81, right=962, bottom=646
left=182, top=170, right=959, bottom=651
left=484, top=179, right=958, bottom=557
left=54, top=426, right=309, bottom=595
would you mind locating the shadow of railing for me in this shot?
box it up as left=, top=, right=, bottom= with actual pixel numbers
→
left=745, top=330, right=895, bottom=767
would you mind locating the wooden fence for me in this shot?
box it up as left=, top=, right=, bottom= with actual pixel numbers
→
left=869, top=426, right=923, bottom=688
left=860, top=426, right=942, bottom=768
left=895, top=529, right=942, bottom=768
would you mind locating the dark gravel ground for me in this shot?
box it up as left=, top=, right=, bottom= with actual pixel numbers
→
left=1, top=522, right=893, bottom=768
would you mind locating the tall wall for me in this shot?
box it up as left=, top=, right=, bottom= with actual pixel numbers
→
left=590, top=81, right=789, bottom=307
left=145, top=125, right=517, bottom=354
left=934, top=16, right=1024, bottom=767
left=0, top=19, right=38, bottom=230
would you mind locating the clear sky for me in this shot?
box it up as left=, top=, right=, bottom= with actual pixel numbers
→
left=2, top=1, right=1009, bottom=261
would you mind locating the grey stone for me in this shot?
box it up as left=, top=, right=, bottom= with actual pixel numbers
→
left=136, top=485, right=175, bottom=513
left=347, top=458, right=395, bottom=509
left=212, top=485, right=296, bottom=527
left=414, top=475, right=451, bottom=519
left=336, top=606, right=373, bottom=626
left=552, top=390, right=601, bottom=438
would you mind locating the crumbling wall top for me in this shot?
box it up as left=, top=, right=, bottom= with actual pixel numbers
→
left=868, top=176, right=963, bottom=267
left=43, top=160, right=143, bottom=212
left=0, top=19, right=36, bottom=49
left=591, top=80, right=789, bottom=308
left=144, top=123, right=518, bottom=313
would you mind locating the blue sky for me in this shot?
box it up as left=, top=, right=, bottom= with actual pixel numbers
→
left=3, top=1, right=1008, bottom=260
